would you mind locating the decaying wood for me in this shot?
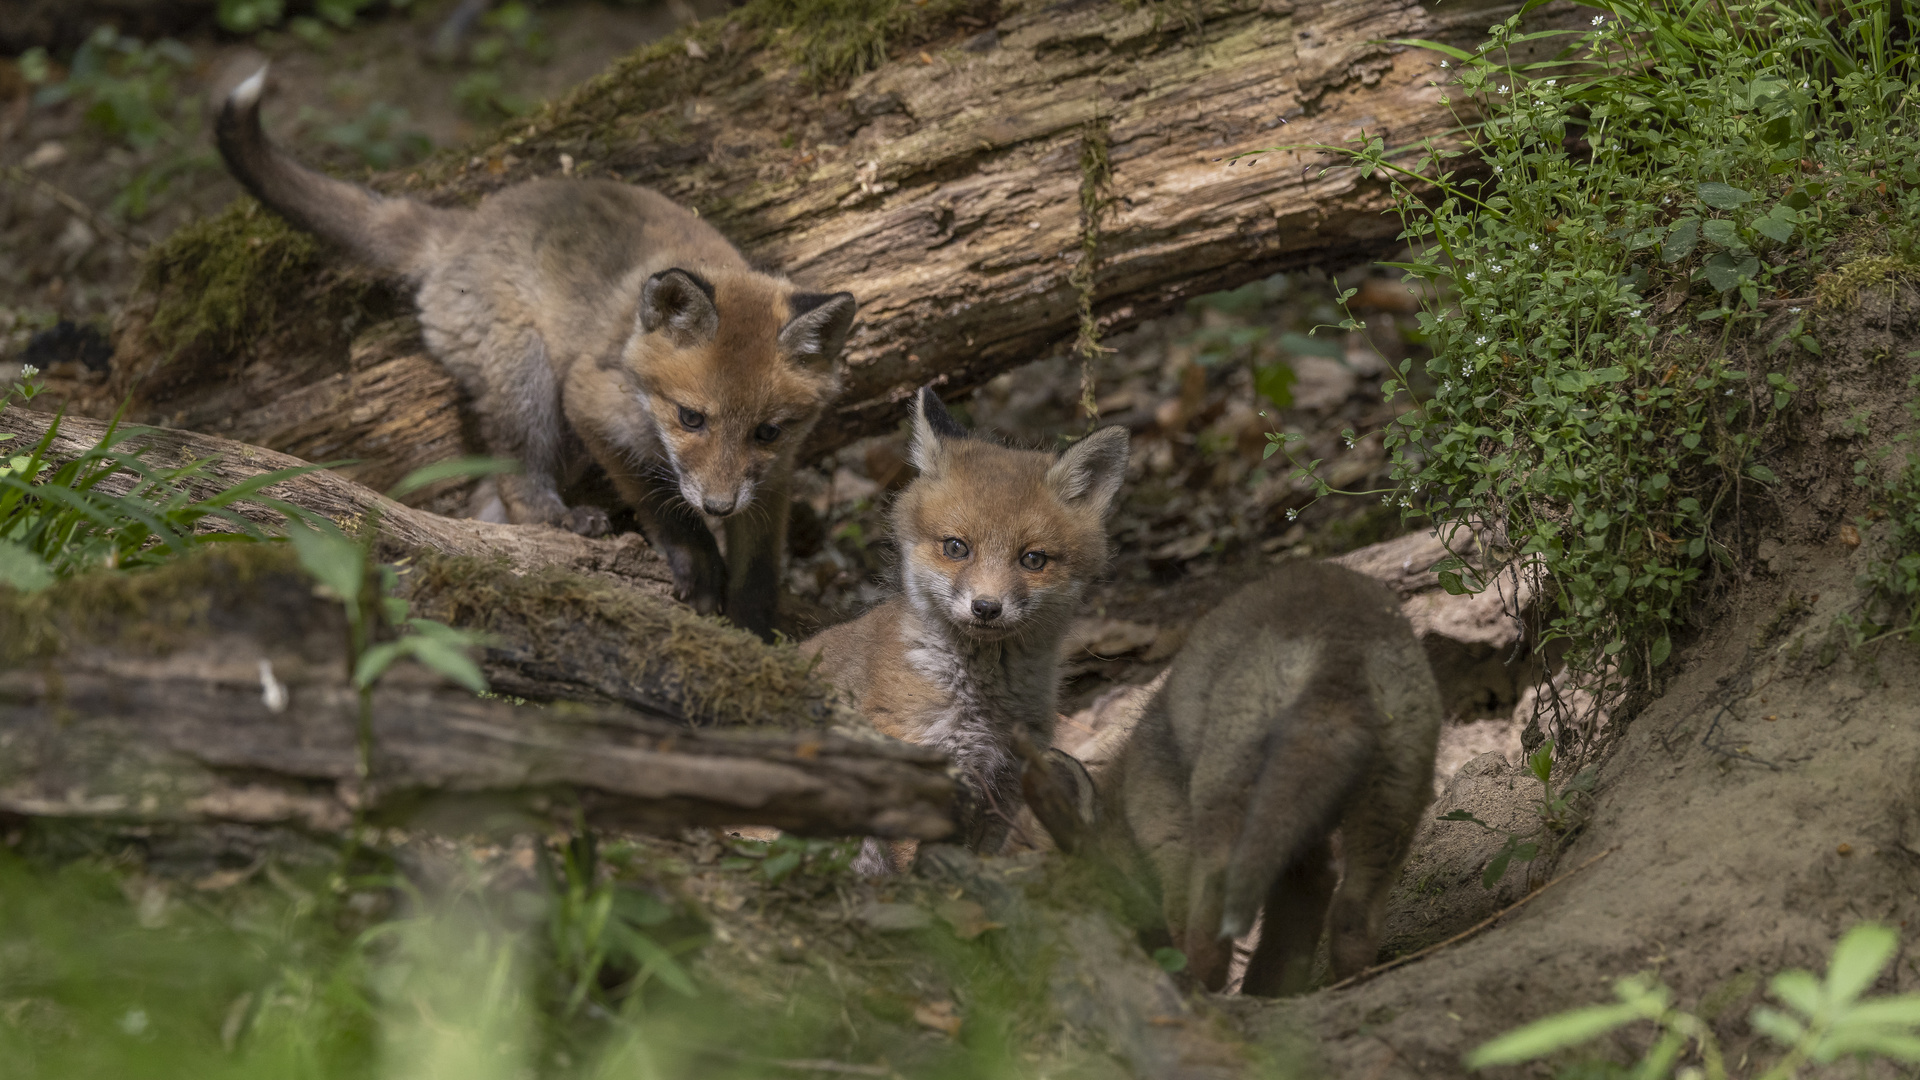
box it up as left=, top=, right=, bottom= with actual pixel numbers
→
left=101, top=0, right=1585, bottom=475
left=0, top=403, right=675, bottom=595
left=0, top=546, right=954, bottom=839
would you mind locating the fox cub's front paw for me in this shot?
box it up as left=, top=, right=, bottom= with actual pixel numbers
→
left=560, top=505, right=611, bottom=537
left=666, top=548, right=727, bottom=616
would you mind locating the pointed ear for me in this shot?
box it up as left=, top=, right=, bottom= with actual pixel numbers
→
left=779, top=291, right=857, bottom=365
left=909, top=385, right=966, bottom=474
left=639, top=268, right=719, bottom=347
left=1047, top=426, right=1129, bottom=514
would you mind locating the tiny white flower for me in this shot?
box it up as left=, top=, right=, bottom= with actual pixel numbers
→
left=1724, top=389, right=1735, bottom=396
left=1491, top=265, right=1504, bottom=274
left=1545, top=79, right=1557, bottom=86
left=1400, top=496, right=1412, bottom=509
left=1463, top=363, right=1475, bottom=377
left=1662, top=195, right=1672, bottom=204
left=1493, top=165, right=1504, bottom=174
left=1287, top=508, right=1299, bottom=521
left=1498, top=85, right=1510, bottom=94
left=1382, top=493, right=1393, bottom=503
left=1344, top=435, right=1355, bottom=448
left=1440, top=60, right=1450, bottom=68
left=1529, top=242, right=1540, bottom=251
left=1465, top=271, right=1477, bottom=281
left=1442, top=380, right=1454, bottom=393
left=1475, top=335, right=1489, bottom=346
left=1789, top=306, right=1803, bottom=313
left=1593, top=14, right=1605, bottom=25
left=259, top=658, right=288, bottom=714
left=18, top=364, right=37, bottom=378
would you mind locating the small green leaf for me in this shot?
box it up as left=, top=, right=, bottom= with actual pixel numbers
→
left=1748, top=464, right=1778, bottom=484
left=1750, top=1005, right=1809, bottom=1046
left=761, top=850, right=803, bottom=882
left=1698, top=181, right=1754, bottom=209
left=1482, top=848, right=1513, bottom=888
left=1651, top=633, right=1672, bottom=665
left=1826, top=923, right=1898, bottom=1007
left=408, top=636, right=488, bottom=694
left=1153, top=947, right=1188, bottom=973
left=1701, top=218, right=1743, bottom=249
left=1437, top=570, right=1470, bottom=595
left=285, top=518, right=364, bottom=604
left=1753, top=214, right=1795, bottom=243
left=387, top=456, right=521, bottom=501
left=1255, top=361, right=1297, bottom=410
left=1770, top=969, right=1824, bottom=1017
left=1663, top=218, right=1700, bottom=262
left=353, top=641, right=406, bottom=689
left=0, top=539, right=54, bottom=592
left=1464, top=1001, right=1645, bottom=1068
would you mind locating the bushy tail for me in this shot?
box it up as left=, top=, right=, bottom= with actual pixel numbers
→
left=215, top=66, right=448, bottom=275
left=1216, top=703, right=1374, bottom=940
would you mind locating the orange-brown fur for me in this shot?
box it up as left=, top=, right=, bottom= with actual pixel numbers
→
left=803, top=388, right=1129, bottom=872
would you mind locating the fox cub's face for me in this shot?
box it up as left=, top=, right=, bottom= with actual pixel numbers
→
left=892, top=388, right=1129, bottom=640
left=622, top=268, right=856, bottom=516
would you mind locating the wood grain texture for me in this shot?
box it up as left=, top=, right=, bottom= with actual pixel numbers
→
left=0, top=547, right=954, bottom=839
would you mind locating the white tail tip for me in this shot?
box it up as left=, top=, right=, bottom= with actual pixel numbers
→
left=231, top=64, right=268, bottom=110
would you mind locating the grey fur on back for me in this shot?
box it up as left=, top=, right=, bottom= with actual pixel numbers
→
left=1111, top=560, right=1442, bottom=992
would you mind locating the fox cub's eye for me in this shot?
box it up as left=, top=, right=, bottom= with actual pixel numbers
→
left=942, top=538, right=970, bottom=560
left=1020, top=551, right=1049, bottom=571
left=677, top=406, right=707, bottom=431
left=753, top=422, right=782, bottom=444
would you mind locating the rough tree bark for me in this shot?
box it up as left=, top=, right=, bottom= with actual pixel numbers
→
left=96, top=0, right=1581, bottom=498
left=0, top=543, right=955, bottom=840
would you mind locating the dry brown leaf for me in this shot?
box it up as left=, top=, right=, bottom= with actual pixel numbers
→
left=1841, top=522, right=1861, bottom=547
left=913, top=999, right=963, bottom=1037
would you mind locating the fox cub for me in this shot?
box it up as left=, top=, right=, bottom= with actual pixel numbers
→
left=802, top=388, right=1130, bottom=870
left=215, top=67, right=856, bottom=639
left=1026, top=562, right=1442, bottom=995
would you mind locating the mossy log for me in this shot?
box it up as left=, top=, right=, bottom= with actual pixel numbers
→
left=0, top=403, right=675, bottom=589
left=95, top=0, right=1581, bottom=482
left=0, top=546, right=955, bottom=840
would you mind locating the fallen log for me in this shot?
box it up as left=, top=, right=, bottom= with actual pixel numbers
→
left=0, top=402, right=675, bottom=593
left=0, top=545, right=954, bottom=840
left=89, top=0, right=1588, bottom=481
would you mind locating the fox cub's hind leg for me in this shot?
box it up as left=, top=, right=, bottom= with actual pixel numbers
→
left=1239, top=836, right=1336, bottom=997
left=1326, top=779, right=1425, bottom=979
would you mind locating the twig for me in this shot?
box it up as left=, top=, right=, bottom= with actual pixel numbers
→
left=1321, top=845, right=1619, bottom=993
left=1699, top=704, right=1783, bottom=771
left=1, top=166, right=147, bottom=253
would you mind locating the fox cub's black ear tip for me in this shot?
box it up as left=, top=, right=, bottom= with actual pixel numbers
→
left=916, top=385, right=969, bottom=440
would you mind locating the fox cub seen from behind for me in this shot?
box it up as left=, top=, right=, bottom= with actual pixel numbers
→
left=215, top=67, right=856, bottom=640
left=802, top=388, right=1130, bottom=870
left=1028, top=562, right=1442, bottom=996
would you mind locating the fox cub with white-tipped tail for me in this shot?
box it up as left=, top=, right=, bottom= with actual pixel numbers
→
left=214, top=67, right=856, bottom=639
left=802, top=387, right=1129, bottom=871
left=1028, top=562, right=1441, bottom=995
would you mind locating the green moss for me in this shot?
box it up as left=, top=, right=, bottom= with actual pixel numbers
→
left=1815, top=253, right=1920, bottom=310
left=0, top=544, right=304, bottom=664
left=747, top=0, right=983, bottom=85
left=404, top=554, right=839, bottom=730
left=138, top=204, right=325, bottom=358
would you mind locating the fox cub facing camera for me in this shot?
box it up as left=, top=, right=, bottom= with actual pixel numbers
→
left=215, top=67, right=856, bottom=639
left=1028, top=562, right=1442, bottom=996
left=803, top=388, right=1130, bottom=871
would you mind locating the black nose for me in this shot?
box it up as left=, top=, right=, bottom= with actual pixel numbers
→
left=971, top=597, right=1002, bottom=620
left=702, top=497, right=736, bottom=516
